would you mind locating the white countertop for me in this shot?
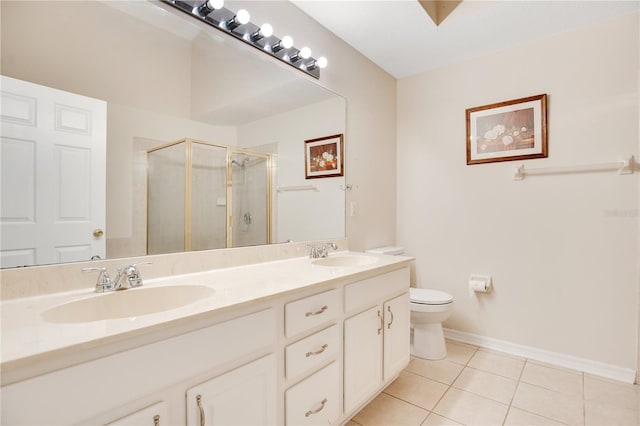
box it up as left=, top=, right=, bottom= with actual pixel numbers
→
left=1, top=251, right=412, bottom=384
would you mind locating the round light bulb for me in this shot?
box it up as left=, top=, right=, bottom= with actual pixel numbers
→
left=260, top=23, right=273, bottom=38
left=281, top=35, right=294, bottom=49
left=316, top=56, right=328, bottom=69
left=236, top=9, right=250, bottom=25
left=208, top=0, right=224, bottom=9
left=299, top=47, right=311, bottom=59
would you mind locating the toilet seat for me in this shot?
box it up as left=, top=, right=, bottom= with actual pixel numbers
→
left=410, top=288, right=453, bottom=305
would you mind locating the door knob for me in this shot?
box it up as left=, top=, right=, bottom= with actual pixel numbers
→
left=93, top=229, right=104, bottom=238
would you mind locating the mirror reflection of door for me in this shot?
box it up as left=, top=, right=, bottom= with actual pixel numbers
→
left=0, top=76, right=107, bottom=268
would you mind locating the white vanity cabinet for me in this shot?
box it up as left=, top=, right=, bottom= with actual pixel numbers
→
left=1, top=257, right=412, bottom=426
left=343, top=268, right=410, bottom=415
left=1, top=308, right=276, bottom=425
left=186, top=355, right=276, bottom=426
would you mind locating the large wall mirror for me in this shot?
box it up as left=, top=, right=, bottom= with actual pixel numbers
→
left=0, top=0, right=346, bottom=268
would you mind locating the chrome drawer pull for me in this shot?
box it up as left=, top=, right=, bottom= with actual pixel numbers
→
left=387, top=305, right=394, bottom=329
left=377, top=310, right=383, bottom=335
left=305, top=398, right=328, bottom=418
left=306, top=344, right=328, bottom=357
left=153, top=415, right=160, bottom=426
left=305, top=305, right=328, bottom=317
left=196, top=394, right=205, bottom=426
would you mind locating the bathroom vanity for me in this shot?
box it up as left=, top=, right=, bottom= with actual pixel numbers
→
left=0, top=250, right=412, bottom=425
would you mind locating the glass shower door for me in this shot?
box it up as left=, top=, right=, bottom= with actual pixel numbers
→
left=191, top=142, right=228, bottom=251
left=147, top=141, right=186, bottom=254
left=229, top=151, right=270, bottom=248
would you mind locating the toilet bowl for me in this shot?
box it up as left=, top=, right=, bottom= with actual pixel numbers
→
left=410, top=288, right=453, bottom=360
left=364, top=246, right=454, bottom=360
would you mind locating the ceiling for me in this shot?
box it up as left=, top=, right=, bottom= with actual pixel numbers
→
left=290, top=0, right=640, bottom=79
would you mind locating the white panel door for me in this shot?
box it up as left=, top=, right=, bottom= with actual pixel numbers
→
left=0, top=75, right=106, bottom=267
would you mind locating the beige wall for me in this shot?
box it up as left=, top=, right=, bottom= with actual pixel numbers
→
left=397, top=13, right=639, bottom=371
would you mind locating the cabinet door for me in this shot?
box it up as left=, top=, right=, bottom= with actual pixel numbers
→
left=383, top=292, right=410, bottom=381
left=107, top=402, right=166, bottom=426
left=343, top=305, right=383, bottom=414
left=186, top=354, right=276, bottom=426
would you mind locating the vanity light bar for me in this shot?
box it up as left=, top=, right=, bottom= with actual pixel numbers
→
left=162, top=0, right=327, bottom=79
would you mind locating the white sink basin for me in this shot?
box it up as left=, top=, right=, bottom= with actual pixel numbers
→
left=42, top=285, right=215, bottom=323
left=312, top=254, right=378, bottom=268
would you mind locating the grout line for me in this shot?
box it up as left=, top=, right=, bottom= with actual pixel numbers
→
left=502, top=358, right=529, bottom=425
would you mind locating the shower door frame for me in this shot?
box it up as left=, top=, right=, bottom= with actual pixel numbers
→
left=147, top=138, right=272, bottom=253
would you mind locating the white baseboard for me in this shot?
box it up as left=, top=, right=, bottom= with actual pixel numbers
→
left=443, top=328, right=637, bottom=384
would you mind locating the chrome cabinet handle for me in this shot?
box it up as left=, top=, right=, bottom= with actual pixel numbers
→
left=196, top=395, right=205, bottom=426
left=305, top=398, right=328, bottom=418
left=306, top=344, right=328, bottom=357
left=305, top=305, right=328, bottom=317
left=153, top=414, right=160, bottom=426
left=387, top=305, right=394, bottom=329
left=377, top=310, right=383, bottom=335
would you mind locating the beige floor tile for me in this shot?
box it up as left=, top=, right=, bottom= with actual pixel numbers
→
left=520, top=361, right=583, bottom=396
left=346, top=421, right=362, bottom=426
left=422, top=413, right=463, bottom=425
left=406, top=357, right=465, bottom=385
left=384, top=371, right=449, bottom=410
left=467, top=349, right=525, bottom=380
left=433, top=388, right=509, bottom=425
left=353, top=393, right=428, bottom=426
left=584, top=374, right=640, bottom=412
left=512, top=382, right=584, bottom=425
left=504, top=407, right=567, bottom=425
left=444, top=340, right=478, bottom=365
left=452, top=366, right=519, bottom=404
left=585, top=399, right=640, bottom=426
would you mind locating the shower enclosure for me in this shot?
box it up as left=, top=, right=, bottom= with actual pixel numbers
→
left=147, top=138, right=271, bottom=254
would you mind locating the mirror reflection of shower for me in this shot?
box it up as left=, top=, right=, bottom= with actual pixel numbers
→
left=147, top=139, right=271, bottom=254
left=230, top=152, right=269, bottom=248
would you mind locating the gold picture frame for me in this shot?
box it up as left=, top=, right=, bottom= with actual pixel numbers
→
left=304, top=134, right=344, bottom=179
left=466, top=94, right=548, bottom=165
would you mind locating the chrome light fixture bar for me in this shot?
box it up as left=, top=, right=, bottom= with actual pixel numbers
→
left=162, top=0, right=327, bottom=79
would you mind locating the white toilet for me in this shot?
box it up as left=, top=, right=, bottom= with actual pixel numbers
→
left=410, top=288, right=453, bottom=360
left=366, top=246, right=454, bottom=360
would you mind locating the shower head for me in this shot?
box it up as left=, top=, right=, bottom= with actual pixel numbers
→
left=231, top=158, right=250, bottom=168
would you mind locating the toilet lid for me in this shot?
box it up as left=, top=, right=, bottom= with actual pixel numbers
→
left=410, top=288, right=453, bottom=305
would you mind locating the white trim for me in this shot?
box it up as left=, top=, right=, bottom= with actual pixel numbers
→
left=444, top=328, right=637, bottom=384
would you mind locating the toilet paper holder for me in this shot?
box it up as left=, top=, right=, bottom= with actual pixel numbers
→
left=469, top=275, right=492, bottom=295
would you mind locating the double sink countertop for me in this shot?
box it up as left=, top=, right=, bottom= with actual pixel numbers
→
left=1, top=251, right=412, bottom=385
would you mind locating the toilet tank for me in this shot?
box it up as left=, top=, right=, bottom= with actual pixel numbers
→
left=365, top=246, right=405, bottom=256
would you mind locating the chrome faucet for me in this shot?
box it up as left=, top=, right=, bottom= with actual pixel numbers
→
left=308, top=242, right=338, bottom=259
left=82, top=262, right=152, bottom=293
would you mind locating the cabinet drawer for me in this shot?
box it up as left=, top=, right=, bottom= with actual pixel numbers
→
left=285, top=325, right=338, bottom=379
left=344, top=267, right=409, bottom=313
left=285, top=362, right=339, bottom=426
left=285, top=289, right=338, bottom=337
left=107, top=402, right=167, bottom=426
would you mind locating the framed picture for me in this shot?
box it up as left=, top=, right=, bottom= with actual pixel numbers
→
left=466, top=94, right=547, bottom=165
left=304, top=133, right=344, bottom=179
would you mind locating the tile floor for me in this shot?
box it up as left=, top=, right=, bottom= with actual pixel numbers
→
left=348, top=340, right=640, bottom=426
